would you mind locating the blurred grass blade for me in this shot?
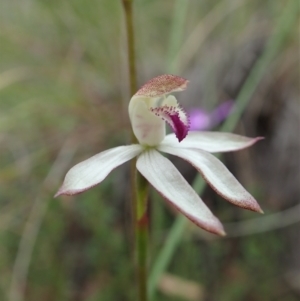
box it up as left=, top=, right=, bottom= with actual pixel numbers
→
left=149, top=0, right=299, bottom=299
left=177, top=0, right=247, bottom=72
left=9, top=137, right=78, bottom=301
left=167, top=0, right=189, bottom=74
left=0, top=68, right=31, bottom=91
left=221, top=1, right=299, bottom=133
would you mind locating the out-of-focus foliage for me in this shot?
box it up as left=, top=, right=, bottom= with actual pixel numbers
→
left=0, top=0, right=299, bottom=300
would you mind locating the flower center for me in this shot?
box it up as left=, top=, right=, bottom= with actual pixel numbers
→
left=128, top=75, right=190, bottom=146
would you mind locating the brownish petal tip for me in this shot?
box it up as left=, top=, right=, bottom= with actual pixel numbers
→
left=219, top=229, right=227, bottom=236
left=135, top=74, right=188, bottom=97
left=258, top=208, right=264, bottom=214
left=246, top=201, right=264, bottom=214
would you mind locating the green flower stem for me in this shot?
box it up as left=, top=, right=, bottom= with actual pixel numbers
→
left=149, top=1, right=299, bottom=299
left=136, top=171, right=149, bottom=301
left=122, top=0, right=137, bottom=98
left=136, top=214, right=148, bottom=301
left=121, top=1, right=150, bottom=300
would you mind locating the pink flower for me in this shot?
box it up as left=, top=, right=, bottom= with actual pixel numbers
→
left=189, top=100, right=234, bottom=131
left=55, top=75, right=263, bottom=236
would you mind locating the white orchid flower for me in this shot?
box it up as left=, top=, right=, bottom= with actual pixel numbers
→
left=55, top=74, right=263, bottom=236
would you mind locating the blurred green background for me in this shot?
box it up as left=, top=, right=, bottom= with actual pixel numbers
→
left=0, top=0, right=299, bottom=300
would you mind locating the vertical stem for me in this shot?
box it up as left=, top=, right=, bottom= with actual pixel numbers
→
left=136, top=173, right=149, bottom=301
left=122, top=0, right=137, bottom=98
left=121, top=1, right=149, bottom=300
left=137, top=214, right=148, bottom=300
left=121, top=0, right=137, bottom=237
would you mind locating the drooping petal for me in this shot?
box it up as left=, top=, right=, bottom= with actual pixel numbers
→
left=151, top=95, right=189, bottom=142
left=135, top=74, right=188, bottom=98
left=136, top=149, right=225, bottom=235
left=158, top=145, right=263, bottom=213
left=55, top=145, right=143, bottom=197
left=161, top=131, right=264, bottom=153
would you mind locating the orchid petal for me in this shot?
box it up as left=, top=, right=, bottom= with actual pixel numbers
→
left=161, top=132, right=263, bottom=153
left=55, top=145, right=143, bottom=197
left=129, top=96, right=166, bottom=146
left=158, top=145, right=263, bottom=213
left=136, top=149, right=225, bottom=235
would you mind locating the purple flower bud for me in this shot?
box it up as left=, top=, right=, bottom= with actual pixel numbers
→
left=189, top=109, right=211, bottom=131
left=189, top=100, right=234, bottom=131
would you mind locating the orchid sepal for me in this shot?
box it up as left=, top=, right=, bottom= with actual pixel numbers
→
left=161, top=131, right=264, bottom=153
left=158, top=145, right=263, bottom=213
left=134, top=74, right=188, bottom=98
left=55, top=145, right=143, bottom=197
left=136, top=149, right=225, bottom=235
